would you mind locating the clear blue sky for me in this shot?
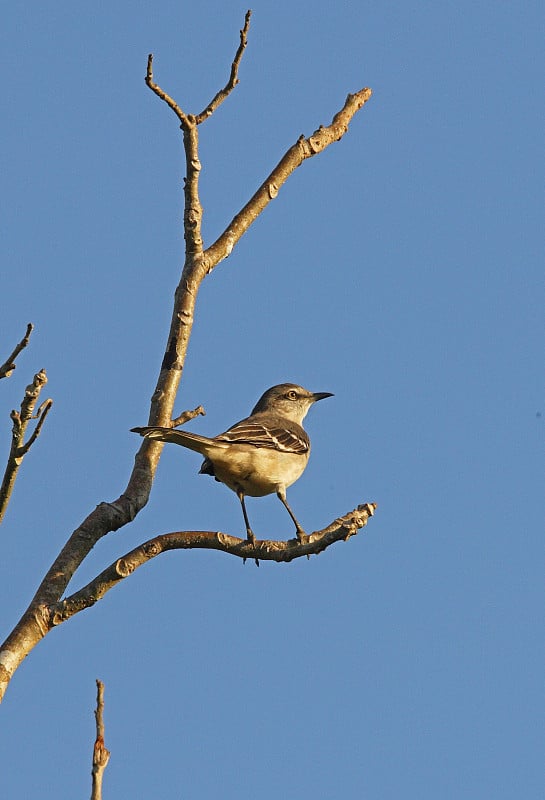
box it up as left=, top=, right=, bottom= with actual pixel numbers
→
left=1, top=2, right=543, bottom=798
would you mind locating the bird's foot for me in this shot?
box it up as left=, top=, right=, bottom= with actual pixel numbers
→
left=244, top=530, right=259, bottom=565
left=246, top=529, right=256, bottom=545
left=296, top=529, right=309, bottom=545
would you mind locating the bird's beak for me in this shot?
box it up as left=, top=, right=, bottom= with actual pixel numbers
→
left=312, top=392, right=334, bottom=402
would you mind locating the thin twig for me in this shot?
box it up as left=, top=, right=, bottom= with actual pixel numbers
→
left=90, top=680, right=110, bottom=800
left=145, top=53, right=192, bottom=128
left=171, top=405, right=206, bottom=428
left=195, top=10, right=252, bottom=124
left=0, top=369, right=53, bottom=525
left=0, top=323, right=33, bottom=380
left=17, top=399, right=53, bottom=456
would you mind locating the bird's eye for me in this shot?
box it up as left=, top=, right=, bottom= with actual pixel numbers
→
left=287, top=390, right=298, bottom=400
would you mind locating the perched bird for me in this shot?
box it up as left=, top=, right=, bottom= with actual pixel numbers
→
left=131, top=383, right=333, bottom=543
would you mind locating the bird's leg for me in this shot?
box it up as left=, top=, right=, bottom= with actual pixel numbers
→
left=276, top=490, right=308, bottom=543
left=237, top=488, right=256, bottom=544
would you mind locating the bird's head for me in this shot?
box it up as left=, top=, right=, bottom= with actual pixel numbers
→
left=251, top=383, right=334, bottom=424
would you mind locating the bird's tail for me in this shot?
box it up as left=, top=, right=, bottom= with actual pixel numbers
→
left=130, top=425, right=219, bottom=456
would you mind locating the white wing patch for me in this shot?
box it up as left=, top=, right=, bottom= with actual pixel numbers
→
left=218, top=421, right=309, bottom=454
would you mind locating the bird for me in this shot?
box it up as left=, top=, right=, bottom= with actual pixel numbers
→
left=131, top=383, right=333, bottom=543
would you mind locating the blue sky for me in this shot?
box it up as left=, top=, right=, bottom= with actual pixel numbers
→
left=1, top=1, right=543, bottom=797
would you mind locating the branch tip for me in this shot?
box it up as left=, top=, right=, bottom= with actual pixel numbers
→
left=0, top=323, right=34, bottom=380
left=194, top=9, right=253, bottom=124
left=204, top=80, right=373, bottom=270
left=145, top=52, right=190, bottom=128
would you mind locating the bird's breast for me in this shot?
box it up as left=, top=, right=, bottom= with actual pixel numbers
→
left=208, top=446, right=309, bottom=497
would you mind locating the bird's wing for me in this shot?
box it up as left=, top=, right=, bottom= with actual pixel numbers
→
left=217, top=419, right=310, bottom=454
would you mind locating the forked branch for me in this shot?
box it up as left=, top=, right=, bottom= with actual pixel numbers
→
left=145, top=10, right=252, bottom=129
left=0, top=369, right=53, bottom=524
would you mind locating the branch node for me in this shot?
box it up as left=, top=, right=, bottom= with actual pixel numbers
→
left=10, top=409, right=21, bottom=429
left=115, top=558, right=132, bottom=578
left=143, top=540, right=161, bottom=557
left=51, top=610, right=64, bottom=626
left=224, top=233, right=235, bottom=258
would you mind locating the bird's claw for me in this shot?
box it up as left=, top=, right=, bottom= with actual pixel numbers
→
left=246, top=530, right=256, bottom=546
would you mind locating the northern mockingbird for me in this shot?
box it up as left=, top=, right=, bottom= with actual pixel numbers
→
left=131, top=383, right=333, bottom=543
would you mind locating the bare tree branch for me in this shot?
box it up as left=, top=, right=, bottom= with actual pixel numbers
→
left=171, top=404, right=206, bottom=428
left=0, top=403, right=208, bottom=700
left=145, top=53, right=191, bottom=128
left=90, top=679, right=110, bottom=800
left=0, top=323, right=33, bottom=380
left=16, top=399, right=53, bottom=457
left=203, top=88, right=373, bottom=272
left=49, top=503, right=376, bottom=625
left=0, top=370, right=53, bottom=525
left=0, top=11, right=374, bottom=702
left=195, top=9, right=252, bottom=124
